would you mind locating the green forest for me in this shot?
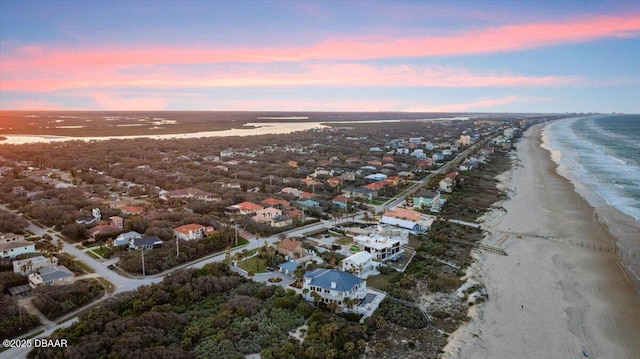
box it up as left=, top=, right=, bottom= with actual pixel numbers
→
left=28, top=263, right=372, bottom=359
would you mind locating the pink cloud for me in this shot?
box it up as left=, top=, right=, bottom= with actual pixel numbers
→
left=1, top=12, right=638, bottom=70
left=198, top=98, right=401, bottom=112
left=407, top=95, right=549, bottom=112
left=0, top=63, right=579, bottom=92
left=0, top=99, right=63, bottom=111
left=89, top=92, right=168, bottom=110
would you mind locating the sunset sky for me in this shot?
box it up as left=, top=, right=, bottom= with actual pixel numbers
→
left=1, top=0, right=639, bottom=112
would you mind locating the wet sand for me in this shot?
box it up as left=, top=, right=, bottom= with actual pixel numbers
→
left=443, top=124, right=640, bottom=358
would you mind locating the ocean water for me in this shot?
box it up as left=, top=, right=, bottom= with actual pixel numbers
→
left=543, top=115, right=640, bottom=221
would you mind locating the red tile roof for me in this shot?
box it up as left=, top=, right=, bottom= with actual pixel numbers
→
left=234, top=201, right=264, bottom=211
left=278, top=238, right=302, bottom=251
left=173, top=223, right=205, bottom=234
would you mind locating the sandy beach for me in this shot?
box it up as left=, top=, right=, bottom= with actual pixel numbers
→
left=443, top=124, right=640, bottom=358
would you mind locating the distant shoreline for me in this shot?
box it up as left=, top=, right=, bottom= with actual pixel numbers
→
left=0, top=110, right=571, bottom=140
left=444, top=123, right=640, bottom=358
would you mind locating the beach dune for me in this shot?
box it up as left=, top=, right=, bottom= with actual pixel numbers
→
left=444, top=124, right=640, bottom=359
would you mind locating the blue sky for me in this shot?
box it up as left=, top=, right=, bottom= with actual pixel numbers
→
left=1, top=0, right=639, bottom=112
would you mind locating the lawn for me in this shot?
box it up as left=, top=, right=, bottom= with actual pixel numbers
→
left=74, top=260, right=94, bottom=274
left=233, top=237, right=249, bottom=248
left=239, top=256, right=268, bottom=274
left=336, top=236, right=353, bottom=245
left=91, top=246, right=111, bottom=257
left=367, top=272, right=401, bottom=291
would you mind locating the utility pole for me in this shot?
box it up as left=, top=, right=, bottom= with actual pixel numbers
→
left=141, top=248, right=146, bottom=276
left=176, top=238, right=180, bottom=257
left=235, top=221, right=238, bottom=246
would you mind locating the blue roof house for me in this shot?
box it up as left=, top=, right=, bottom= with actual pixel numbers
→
left=303, top=269, right=367, bottom=310
left=278, top=261, right=299, bottom=275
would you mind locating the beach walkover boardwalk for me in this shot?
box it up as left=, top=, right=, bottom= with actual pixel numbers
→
left=451, top=238, right=508, bottom=256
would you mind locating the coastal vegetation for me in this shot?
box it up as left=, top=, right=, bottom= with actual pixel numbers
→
left=365, top=150, right=512, bottom=358
left=32, top=279, right=104, bottom=320
left=117, top=228, right=243, bottom=275
left=27, top=263, right=369, bottom=359
left=0, top=295, right=41, bottom=341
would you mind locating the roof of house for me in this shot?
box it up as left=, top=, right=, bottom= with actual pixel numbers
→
left=279, top=261, right=299, bottom=272
left=38, top=265, right=74, bottom=282
left=384, top=207, right=423, bottom=222
left=13, top=255, right=50, bottom=267
left=122, top=205, right=144, bottom=213
left=297, top=191, right=316, bottom=199
left=281, top=187, right=302, bottom=197
left=116, top=231, right=142, bottom=241
left=131, top=236, right=163, bottom=247
left=278, top=238, right=302, bottom=251
left=297, top=199, right=319, bottom=206
left=364, top=182, right=386, bottom=190
left=350, top=187, right=376, bottom=194
left=173, top=223, right=206, bottom=234
left=0, top=238, right=34, bottom=252
left=89, top=225, right=121, bottom=236
left=353, top=234, right=401, bottom=250
left=415, top=190, right=439, bottom=199
left=232, top=201, right=264, bottom=211
left=380, top=216, right=419, bottom=231
left=163, top=187, right=215, bottom=197
left=261, top=198, right=289, bottom=206
left=332, top=195, right=349, bottom=203
left=343, top=251, right=374, bottom=265
left=256, top=207, right=281, bottom=215
left=8, top=284, right=32, bottom=296
left=304, top=269, right=363, bottom=292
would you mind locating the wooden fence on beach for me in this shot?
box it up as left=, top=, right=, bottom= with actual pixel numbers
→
left=493, top=230, right=638, bottom=260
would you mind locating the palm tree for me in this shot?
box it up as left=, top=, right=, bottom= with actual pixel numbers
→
left=344, top=297, right=355, bottom=314
left=310, top=291, right=321, bottom=306
left=327, top=301, right=340, bottom=314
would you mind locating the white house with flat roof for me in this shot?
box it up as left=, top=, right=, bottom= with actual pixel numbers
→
left=341, top=251, right=378, bottom=279
left=353, top=233, right=403, bottom=262
left=13, top=256, right=58, bottom=276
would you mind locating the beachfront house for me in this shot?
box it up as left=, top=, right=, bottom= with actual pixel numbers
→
left=353, top=233, right=402, bottom=262
left=302, top=269, right=367, bottom=311
left=341, top=251, right=378, bottom=279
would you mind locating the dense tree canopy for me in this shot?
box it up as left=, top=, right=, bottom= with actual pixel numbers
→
left=28, top=263, right=369, bottom=359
